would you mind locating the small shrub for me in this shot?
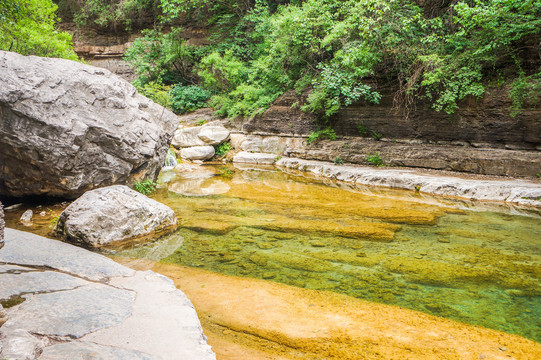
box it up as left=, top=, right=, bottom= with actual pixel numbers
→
left=334, top=156, right=344, bottom=165
left=307, top=128, right=337, bottom=145
left=196, top=119, right=207, bottom=126
left=134, top=179, right=157, bottom=195
left=134, top=81, right=171, bottom=108
left=169, top=85, right=211, bottom=114
left=215, top=142, right=231, bottom=156
left=357, top=122, right=368, bottom=136
left=274, top=155, right=282, bottom=161
left=366, top=153, right=384, bottom=167
left=370, top=130, right=383, bottom=141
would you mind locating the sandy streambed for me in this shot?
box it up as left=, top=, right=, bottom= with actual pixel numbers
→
left=115, top=258, right=541, bottom=360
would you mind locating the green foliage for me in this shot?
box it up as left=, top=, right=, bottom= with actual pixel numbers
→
left=62, top=0, right=160, bottom=32
left=357, top=122, right=368, bottom=136
left=307, top=128, right=337, bottom=145
left=0, top=0, right=78, bottom=59
left=366, top=153, right=384, bottom=167
left=510, top=69, right=541, bottom=116
left=333, top=156, right=344, bottom=165
left=134, top=81, right=171, bottom=108
left=134, top=179, right=157, bottom=195
left=169, top=85, right=211, bottom=114
left=196, top=119, right=208, bottom=126
left=214, top=142, right=231, bottom=156
left=122, top=0, right=541, bottom=120
left=125, top=27, right=206, bottom=86
left=370, top=130, right=383, bottom=141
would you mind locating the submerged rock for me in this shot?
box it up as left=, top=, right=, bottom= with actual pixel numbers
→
left=19, top=210, right=33, bottom=227
left=54, top=185, right=177, bottom=247
left=0, top=51, right=177, bottom=199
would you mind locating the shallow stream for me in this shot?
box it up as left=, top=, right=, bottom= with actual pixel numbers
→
left=5, top=164, right=541, bottom=342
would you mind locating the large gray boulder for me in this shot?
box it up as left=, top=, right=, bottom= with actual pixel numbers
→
left=54, top=185, right=177, bottom=247
left=0, top=51, right=178, bottom=199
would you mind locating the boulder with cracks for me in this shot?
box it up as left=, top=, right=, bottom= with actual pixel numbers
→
left=0, top=51, right=178, bottom=199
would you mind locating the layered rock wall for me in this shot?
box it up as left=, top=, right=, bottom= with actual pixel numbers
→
left=243, top=89, right=541, bottom=150
left=238, top=89, right=540, bottom=177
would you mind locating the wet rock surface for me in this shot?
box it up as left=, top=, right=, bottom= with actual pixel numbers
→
left=276, top=157, right=541, bottom=206
left=54, top=185, right=177, bottom=247
left=0, top=51, right=177, bottom=198
left=0, top=228, right=215, bottom=360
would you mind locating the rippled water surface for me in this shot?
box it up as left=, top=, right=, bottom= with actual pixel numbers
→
left=6, top=164, right=540, bottom=342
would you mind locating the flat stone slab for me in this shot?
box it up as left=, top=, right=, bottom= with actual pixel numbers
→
left=277, top=157, right=541, bottom=206
left=233, top=151, right=278, bottom=165
left=0, top=229, right=133, bottom=281
left=0, top=271, right=87, bottom=299
left=2, top=284, right=135, bottom=338
left=0, top=228, right=215, bottom=360
left=39, top=342, right=155, bottom=360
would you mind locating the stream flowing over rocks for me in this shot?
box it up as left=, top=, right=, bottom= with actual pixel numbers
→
left=0, top=50, right=178, bottom=199
left=54, top=185, right=177, bottom=247
left=0, top=229, right=215, bottom=360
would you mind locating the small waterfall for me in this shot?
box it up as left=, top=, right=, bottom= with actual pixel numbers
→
left=162, top=149, right=178, bottom=171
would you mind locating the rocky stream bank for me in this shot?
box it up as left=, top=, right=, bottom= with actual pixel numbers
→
left=1, top=48, right=541, bottom=360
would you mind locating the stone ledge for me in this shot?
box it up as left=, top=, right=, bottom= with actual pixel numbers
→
left=276, top=157, right=541, bottom=207
left=0, top=228, right=215, bottom=360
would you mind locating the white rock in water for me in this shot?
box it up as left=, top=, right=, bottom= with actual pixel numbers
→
left=54, top=185, right=177, bottom=247
left=180, top=146, right=215, bottom=161
left=20, top=210, right=33, bottom=227
left=233, top=151, right=278, bottom=165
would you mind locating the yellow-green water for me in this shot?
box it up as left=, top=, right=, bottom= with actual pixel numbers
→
left=5, top=164, right=540, bottom=342
left=114, top=165, right=541, bottom=343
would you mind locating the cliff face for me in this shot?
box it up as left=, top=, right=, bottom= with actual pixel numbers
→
left=238, top=89, right=541, bottom=177
left=243, top=88, right=541, bottom=150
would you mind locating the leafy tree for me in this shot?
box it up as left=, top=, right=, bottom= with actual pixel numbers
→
left=0, top=0, right=78, bottom=60
left=59, top=0, right=161, bottom=32
left=122, top=0, right=541, bottom=118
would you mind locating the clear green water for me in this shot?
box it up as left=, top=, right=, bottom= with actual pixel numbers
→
left=115, top=165, right=541, bottom=342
